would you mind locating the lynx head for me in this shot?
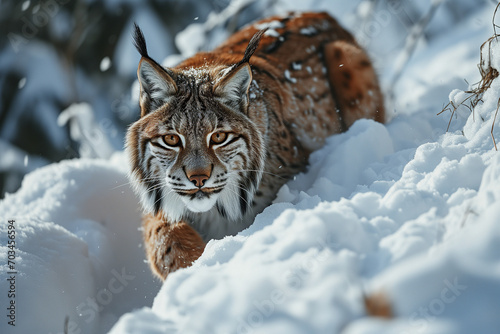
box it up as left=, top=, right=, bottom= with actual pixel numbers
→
left=126, top=24, right=267, bottom=222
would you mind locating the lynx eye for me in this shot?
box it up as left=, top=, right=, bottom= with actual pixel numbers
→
left=163, top=134, right=181, bottom=147
left=210, top=132, right=228, bottom=144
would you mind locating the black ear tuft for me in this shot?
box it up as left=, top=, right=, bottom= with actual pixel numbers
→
left=236, top=28, right=267, bottom=66
left=133, top=23, right=149, bottom=58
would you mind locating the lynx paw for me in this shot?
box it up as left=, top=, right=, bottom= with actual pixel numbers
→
left=144, top=216, right=205, bottom=280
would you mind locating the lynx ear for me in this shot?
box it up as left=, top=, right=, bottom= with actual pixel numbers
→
left=133, top=23, right=177, bottom=116
left=214, top=63, right=252, bottom=113
left=137, top=59, right=177, bottom=115
left=214, top=28, right=266, bottom=113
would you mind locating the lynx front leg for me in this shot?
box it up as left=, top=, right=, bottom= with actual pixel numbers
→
left=142, top=214, right=205, bottom=280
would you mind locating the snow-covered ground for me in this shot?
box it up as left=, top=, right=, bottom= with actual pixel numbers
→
left=1, top=1, right=500, bottom=334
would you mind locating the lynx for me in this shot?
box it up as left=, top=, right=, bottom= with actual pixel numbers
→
left=127, top=12, right=384, bottom=280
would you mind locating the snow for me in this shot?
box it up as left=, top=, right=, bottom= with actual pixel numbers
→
left=255, top=20, right=284, bottom=37
left=100, top=57, right=112, bottom=72
left=1, top=1, right=500, bottom=334
left=0, top=156, right=161, bottom=333
left=17, top=77, right=26, bottom=89
left=284, top=69, right=297, bottom=83
left=0, top=41, right=72, bottom=144
left=300, top=26, right=318, bottom=36
left=57, top=103, right=116, bottom=159
left=292, top=62, right=302, bottom=70
left=21, top=1, right=29, bottom=11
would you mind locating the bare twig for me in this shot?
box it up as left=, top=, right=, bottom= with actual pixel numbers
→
left=439, top=2, right=500, bottom=150
left=493, top=100, right=499, bottom=151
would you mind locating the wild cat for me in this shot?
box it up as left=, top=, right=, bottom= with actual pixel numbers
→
left=126, top=12, right=384, bottom=280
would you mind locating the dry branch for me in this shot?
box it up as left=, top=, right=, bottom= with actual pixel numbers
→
left=440, top=2, right=500, bottom=150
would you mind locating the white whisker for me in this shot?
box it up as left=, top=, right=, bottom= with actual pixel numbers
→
left=231, top=169, right=287, bottom=180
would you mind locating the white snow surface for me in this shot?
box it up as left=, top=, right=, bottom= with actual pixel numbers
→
left=2, top=2, right=500, bottom=334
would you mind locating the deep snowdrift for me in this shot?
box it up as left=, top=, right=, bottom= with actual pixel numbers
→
left=1, top=2, right=500, bottom=334
left=0, top=156, right=161, bottom=333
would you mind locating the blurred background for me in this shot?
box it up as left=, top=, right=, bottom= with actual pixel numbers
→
left=0, top=0, right=492, bottom=198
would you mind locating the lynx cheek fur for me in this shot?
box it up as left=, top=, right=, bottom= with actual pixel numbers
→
left=126, top=12, right=384, bottom=280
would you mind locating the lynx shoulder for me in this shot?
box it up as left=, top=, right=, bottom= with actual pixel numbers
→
left=127, top=12, right=384, bottom=280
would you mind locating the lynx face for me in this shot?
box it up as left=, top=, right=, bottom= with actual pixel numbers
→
left=127, top=57, right=265, bottom=223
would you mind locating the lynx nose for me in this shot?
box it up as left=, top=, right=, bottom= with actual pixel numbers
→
left=189, top=174, right=209, bottom=188
left=185, top=159, right=212, bottom=188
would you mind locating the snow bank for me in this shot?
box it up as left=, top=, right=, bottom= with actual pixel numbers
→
left=0, top=156, right=160, bottom=334
left=1, top=2, right=500, bottom=334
